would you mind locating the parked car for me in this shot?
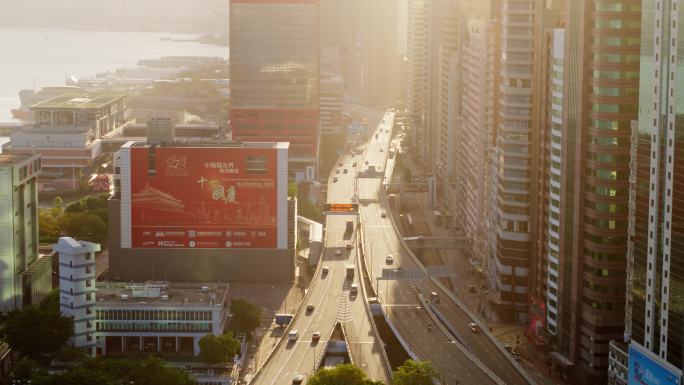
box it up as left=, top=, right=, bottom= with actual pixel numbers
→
left=468, top=323, right=480, bottom=333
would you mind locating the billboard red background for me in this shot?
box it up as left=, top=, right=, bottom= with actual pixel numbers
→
left=130, top=146, right=279, bottom=249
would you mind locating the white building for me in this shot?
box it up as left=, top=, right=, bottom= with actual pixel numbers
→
left=56, top=237, right=99, bottom=356
left=57, top=237, right=230, bottom=357
left=545, top=28, right=564, bottom=336
left=457, top=19, right=499, bottom=269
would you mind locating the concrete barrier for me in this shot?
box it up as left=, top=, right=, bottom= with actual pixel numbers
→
left=379, top=187, right=537, bottom=385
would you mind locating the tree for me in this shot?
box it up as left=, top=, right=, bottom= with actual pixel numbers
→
left=58, top=212, right=107, bottom=244
left=198, top=332, right=241, bottom=364
left=1, top=291, right=73, bottom=360
left=9, top=358, right=48, bottom=383
left=308, top=364, right=382, bottom=385
left=29, top=357, right=195, bottom=385
left=229, top=298, right=262, bottom=333
left=392, top=360, right=437, bottom=385
left=38, top=209, right=60, bottom=242
left=288, top=181, right=298, bottom=198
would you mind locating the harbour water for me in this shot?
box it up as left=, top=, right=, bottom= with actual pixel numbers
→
left=0, top=28, right=228, bottom=122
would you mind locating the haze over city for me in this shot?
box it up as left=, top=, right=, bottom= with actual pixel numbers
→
left=0, top=1, right=680, bottom=385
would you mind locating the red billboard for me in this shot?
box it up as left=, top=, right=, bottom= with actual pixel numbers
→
left=130, top=146, right=279, bottom=249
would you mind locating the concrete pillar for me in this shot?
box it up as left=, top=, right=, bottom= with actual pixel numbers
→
left=139, top=336, right=143, bottom=352
left=193, top=337, right=200, bottom=357
left=121, top=336, right=125, bottom=354
left=157, top=336, right=161, bottom=353
left=175, top=337, right=180, bottom=353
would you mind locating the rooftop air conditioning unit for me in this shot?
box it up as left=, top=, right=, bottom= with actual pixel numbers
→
left=161, top=294, right=169, bottom=301
left=120, top=294, right=129, bottom=301
left=201, top=286, right=210, bottom=292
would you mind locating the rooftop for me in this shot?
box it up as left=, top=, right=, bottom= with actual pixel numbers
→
left=31, top=91, right=127, bottom=110
left=0, top=153, right=37, bottom=166
left=95, top=281, right=229, bottom=308
left=127, top=140, right=289, bottom=150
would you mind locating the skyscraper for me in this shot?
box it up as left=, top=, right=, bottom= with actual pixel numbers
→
left=489, top=0, right=544, bottom=324
left=550, top=1, right=641, bottom=382
left=625, top=0, right=684, bottom=371
left=319, top=0, right=399, bottom=108
left=0, top=154, right=52, bottom=311
left=457, top=18, right=500, bottom=278
left=230, top=0, right=320, bottom=178
left=405, top=0, right=430, bottom=159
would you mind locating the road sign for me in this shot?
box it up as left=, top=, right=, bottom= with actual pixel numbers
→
left=379, top=265, right=455, bottom=280
left=325, top=203, right=359, bottom=213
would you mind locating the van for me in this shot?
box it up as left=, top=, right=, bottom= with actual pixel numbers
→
left=288, top=330, right=299, bottom=341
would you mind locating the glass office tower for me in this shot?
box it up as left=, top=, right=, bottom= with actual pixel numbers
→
left=230, top=0, right=320, bottom=175
left=626, top=0, right=684, bottom=370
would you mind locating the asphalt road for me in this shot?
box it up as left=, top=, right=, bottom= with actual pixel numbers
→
left=357, top=111, right=533, bottom=385
left=251, top=139, right=389, bottom=385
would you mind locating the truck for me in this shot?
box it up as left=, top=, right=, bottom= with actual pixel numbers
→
left=346, top=265, right=355, bottom=280
left=345, top=220, right=354, bottom=234
left=275, top=313, right=294, bottom=326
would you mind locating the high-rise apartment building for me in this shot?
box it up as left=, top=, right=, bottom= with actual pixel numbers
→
left=405, top=0, right=430, bottom=159
left=550, top=1, right=641, bottom=382
left=538, top=24, right=564, bottom=339
left=230, top=0, right=320, bottom=178
left=624, top=0, right=684, bottom=371
left=0, top=154, right=52, bottom=311
left=457, top=19, right=500, bottom=272
left=489, top=0, right=544, bottom=324
left=319, top=0, right=399, bottom=108
left=435, top=0, right=462, bottom=200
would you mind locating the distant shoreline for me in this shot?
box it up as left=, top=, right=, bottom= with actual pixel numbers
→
left=0, top=24, right=226, bottom=36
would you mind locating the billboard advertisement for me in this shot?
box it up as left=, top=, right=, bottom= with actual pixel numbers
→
left=130, top=146, right=279, bottom=249
left=628, top=342, right=682, bottom=385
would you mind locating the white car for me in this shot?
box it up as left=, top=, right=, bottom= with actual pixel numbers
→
left=288, top=330, right=299, bottom=341
left=468, top=322, right=480, bottom=333
left=381, top=211, right=387, bottom=218
left=385, top=255, right=394, bottom=264
left=334, top=249, right=342, bottom=256
left=293, top=374, right=304, bottom=384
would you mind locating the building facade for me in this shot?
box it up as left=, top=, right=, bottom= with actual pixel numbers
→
left=57, top=236, right=229, bottom=358
left=4, top=91, right=127, bottom=191
left=108, top=139, right=296, bottom=283
left=489, top=0, right=544, bottom=324
left=457, top=19, right=499, bottom=272
left=57, top=237, right=99, bottom=355
left=625, top=0, right=684, bottom=372
left=550, top=1, right=641, bottom=382
left=230, top=0, right=320, bottom=178
left=0, top=154, right=52, bottom=311
left=320, top=75, right=344, bottom=135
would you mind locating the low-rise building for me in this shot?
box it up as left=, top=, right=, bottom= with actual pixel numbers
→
left=58, top=235, right=230, bottom=358
left=4, top=91, right=127, bottom=191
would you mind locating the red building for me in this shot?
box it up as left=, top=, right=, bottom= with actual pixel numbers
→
left=230, top=0, right=320, bottom=179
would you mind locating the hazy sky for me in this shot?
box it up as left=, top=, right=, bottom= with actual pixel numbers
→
left=0, top=0, right=228, bottom=33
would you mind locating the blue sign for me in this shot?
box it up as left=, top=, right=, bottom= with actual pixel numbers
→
left=628, top=342, right=682, bottom=385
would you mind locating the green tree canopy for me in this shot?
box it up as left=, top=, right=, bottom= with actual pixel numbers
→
left=29, top=357, right=195, bottom=385
left=308, top=364, right=383, bottom=385
left=230, top=298, right=262, bottom=333
left=198, top=332, right=241, bottom=364
left=58, top=211, right=107, bottom=244
left=392, top=360, right=437, bottom=385
left=1, top=291, right=73, bottom=360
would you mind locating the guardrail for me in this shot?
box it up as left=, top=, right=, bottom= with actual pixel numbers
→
left=357, top=223, right=393, bottom=381
left=247, top=222, right=329, bottom=384
left=379, top=180, right=538, bottom=385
